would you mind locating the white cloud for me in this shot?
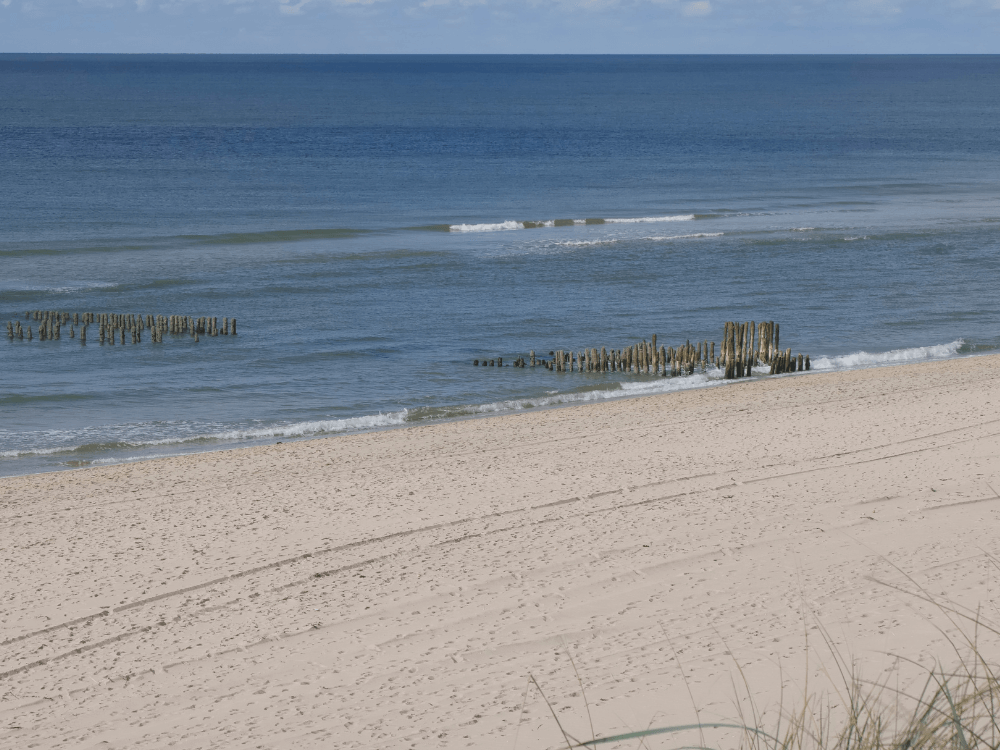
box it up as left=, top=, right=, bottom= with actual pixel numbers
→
left=278, top=0, right=309, bottom=13
left=417, top=0, right=483, bottom=7
left=76, top=0, right=130, bottom=7
left=681, top=0, right=710, bottom=15
left=847, top=0, right=901, bottom=17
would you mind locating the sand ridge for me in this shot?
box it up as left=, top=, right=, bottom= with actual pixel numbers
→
left=3, top=355, right=1000, bottom=748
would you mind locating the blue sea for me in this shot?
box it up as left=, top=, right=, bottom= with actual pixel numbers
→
left=2, top=54, right=1000, bottom=477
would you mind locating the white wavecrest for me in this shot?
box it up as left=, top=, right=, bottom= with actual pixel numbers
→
left=455, top=370, right=727, bottom=416
left=647, top=232, right=722, bottom=240
left=551, top=232, right=722, bottom=247
left=811, top=340, right=963, bottom=371
left=449, top=215, right=696, bottom=232
left=0, top=280, right=119, bottom=294
left=0, top=411, right=410, bottom=460
left=604, top=214, right=695, bottom=224
left=450, top=221, right=524, bottom=232
left=0, top=445, right=76, bottom=458
left=210, top=411, right=409, bottom=440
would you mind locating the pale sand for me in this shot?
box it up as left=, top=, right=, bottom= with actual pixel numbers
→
left=3, top=355, right=1000, bottom=749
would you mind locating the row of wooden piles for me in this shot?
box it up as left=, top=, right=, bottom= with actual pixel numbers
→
left=720, top=320, right=809, bottom=378
left=6, top=310, right=237, bottom=345
left=473, top=321, right=809, bottom=379
left=525, top=335, right=715, bottom=376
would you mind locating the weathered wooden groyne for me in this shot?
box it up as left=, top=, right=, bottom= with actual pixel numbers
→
left=5, top=311, right=237, bottom=346
left=474, top=321, right=810, bottom=379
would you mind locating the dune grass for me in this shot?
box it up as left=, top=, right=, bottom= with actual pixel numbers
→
left=524, top=558, right=1000, bottom=750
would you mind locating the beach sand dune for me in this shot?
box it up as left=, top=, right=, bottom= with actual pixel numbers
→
left=3, top=355, right=1000, bottom=749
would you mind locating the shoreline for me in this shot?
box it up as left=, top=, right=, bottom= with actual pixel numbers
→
left=0, top=339, right=974, bottom=480
left=4, top=352, right=1000, bottom=748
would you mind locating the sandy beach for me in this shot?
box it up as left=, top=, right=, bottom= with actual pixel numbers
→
left=3, top=355, right=1000, bottom=749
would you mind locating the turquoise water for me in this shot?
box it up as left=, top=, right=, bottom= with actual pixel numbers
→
left=3, top=55, right=1000, bottom=475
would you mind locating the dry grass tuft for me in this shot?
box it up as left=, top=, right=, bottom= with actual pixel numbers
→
left=527, top=557, right=1000, bottom=749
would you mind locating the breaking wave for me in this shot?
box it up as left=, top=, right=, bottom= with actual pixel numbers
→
left=449, top=215, right=695, bottom=232
left=810, top=340, right=963, bottom=371
left=550, top=232, right=723, bottom=247
left=0, top=411, right=409, bottom=461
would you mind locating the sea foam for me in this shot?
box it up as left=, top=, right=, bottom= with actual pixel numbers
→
left=811, top=340, right=963, bottom=371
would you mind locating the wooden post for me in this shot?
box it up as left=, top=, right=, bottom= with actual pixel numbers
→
left=726, top=323, right=736, bottom=379
left=797, top=353, right=804, bottom=372
left=231, top=317, right=237, bottom=336
left=805, top=355, right=810, bottom=371
left=530, top=350, right=536, bottom=367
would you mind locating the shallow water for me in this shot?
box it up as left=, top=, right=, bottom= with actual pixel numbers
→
left=3, top=55, right=1000, bottom=476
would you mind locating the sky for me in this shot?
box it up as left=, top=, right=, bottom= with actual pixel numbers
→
left=1, top=0, right=999, bottom=54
